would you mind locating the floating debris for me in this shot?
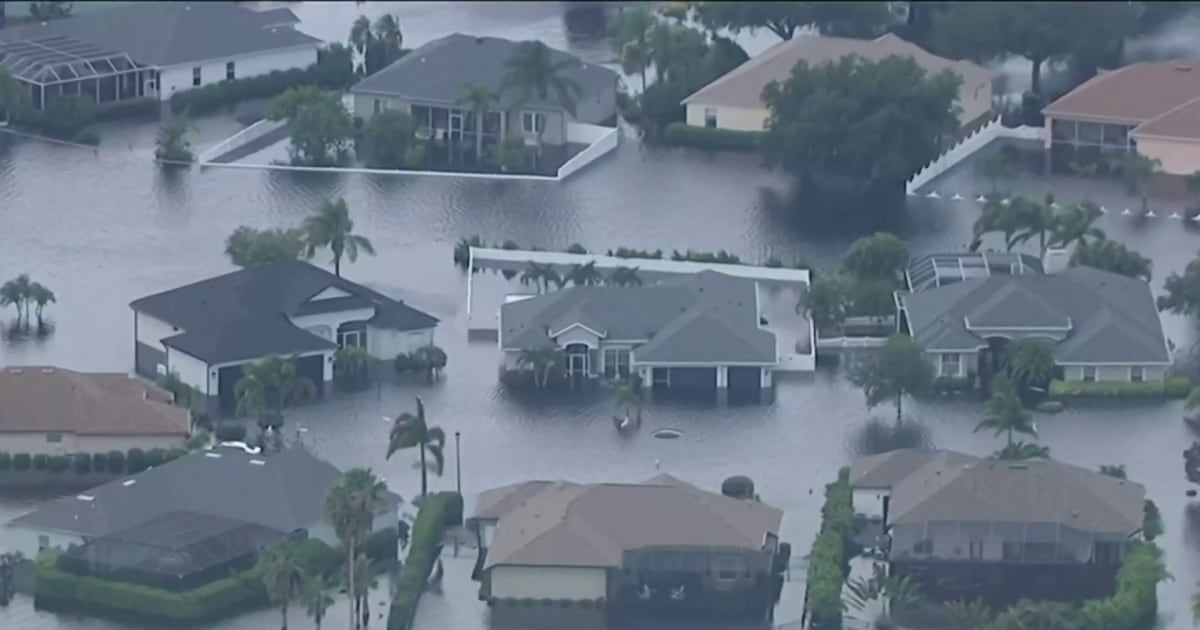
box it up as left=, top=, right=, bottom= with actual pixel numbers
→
left=652, top=428, right=683, bottom=440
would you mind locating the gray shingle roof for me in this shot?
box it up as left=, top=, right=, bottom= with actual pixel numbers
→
left=482, top=475, right=782, bottom=569
left=850, top=449, right=976, bottom=489
left=500, top=271, right=776, bottom=364
left=0, top=2, right=320, bottom=68
left=350, top=33, right=617, bottom=112
left=904, top=266, right=1169, bottom=363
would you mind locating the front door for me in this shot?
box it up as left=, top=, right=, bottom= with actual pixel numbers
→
left=566, top=343, right=589, bottom=379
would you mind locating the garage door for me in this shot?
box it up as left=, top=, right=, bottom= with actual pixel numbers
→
left=727, top=367, right=762, bottom=391
left=666, top=367, right=717, bottom=390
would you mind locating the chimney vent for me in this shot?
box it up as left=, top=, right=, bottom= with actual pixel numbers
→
left=1042, top=248, right=1070, bottom=274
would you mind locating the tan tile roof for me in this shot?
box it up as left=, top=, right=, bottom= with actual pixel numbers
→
left=1043, top=61, right=1200, bottom=124
left=0, top=366, right=190, bottom=436
left=1132, top=96, right=1200, bottom=140
left=483, top=475, right=783, bottom=569
left=682, top=33, right=991, bottom=110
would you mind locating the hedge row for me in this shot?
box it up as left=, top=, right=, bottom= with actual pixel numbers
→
left=1049, top=376, right=1191, bottom=399
left=0, top=447, right=187, bottom=476
left=663, top=122, right=763, bottom=151
left=806, top=467, right=853, bottom=630
left=933, top=376, right=975, bottom=394
left=387, top=492, right=463, bottom=630
left=453, top=237, right=807, bottom=271
left=168, top=47, right=355, bottom=116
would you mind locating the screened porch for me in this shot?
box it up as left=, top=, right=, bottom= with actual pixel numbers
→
left=0, top=34, right=154, bottom=110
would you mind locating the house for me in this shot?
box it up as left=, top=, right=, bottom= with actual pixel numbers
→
left=0, top=2, right=322, bottom=110
left=499, top=270, right=780, bottom=392
left=348, top=33, right=618, bottom=152
left=3, top=444, right=401, bottom=590
left=895, top=251, right=1170, bottom=383
left=130, top=261, right=439, bottom=416
left=1042, top=60, right=1200, bottom=187
left=474, top=474, right=784, bottom=616
left=681, top=33, right=993, bottom=134
left=850, top=449, right=1147, bottom=603
left=0, top=366, right=190, bottom=456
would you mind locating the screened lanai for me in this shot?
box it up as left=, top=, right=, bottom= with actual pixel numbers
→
left=0, top=34, right=153, bottom=109
left=905, top=252, right=1045, bottom=293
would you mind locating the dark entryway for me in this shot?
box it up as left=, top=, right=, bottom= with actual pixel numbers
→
left=217, top=365, right=244, bottom=417
left=663, top=367, right=717, bottom=390
left=727, top=367, right=762, bottom=392
left=296, top=355, right=325, bottom=398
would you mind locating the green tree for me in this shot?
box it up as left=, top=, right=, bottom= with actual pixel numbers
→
left=975, top=388, right=1036, bottom=447
left=995, top=441, right=1051, bottom=461
left=762, top=55, right=960, bottom=195
left=501, top=40, right=584, bottom=121
left=846, top=277, right=896, bottom=318
left=976, top=151, right=1012, bottom=196
left=269, top=88, right=353, bottom=166
left=27, top=281, right=55, bottom=327
left=364, top=14, right=404, bottom=76
left=1048, top=201, right=1106, bottom=249
left=323, top=469, right=388, bottom=630
left=944, top=598, right=993, bottom=630
left=517, top=345, right=563, bottom=388
left=0, top=67, right=30, bottom=124
left=843, top=563, right=922, bottom=627
left=456, top=83, right=495, bottom=164
left=257, top=539, right=304, bottom=630
left=990, top=600, right=1085, bottom=630
left=1012, top=194, right=1057, bottom=256
left=567, top=261, right=603, bottom=286
left=1157, top=253, right=1200, bottom=316
left=302, top=197, right=375, bottom=277
left=0, top=274, right=32, bottom=323
left=519, top=262, right=562, bottom=293
left=841, top=232, right=910, bottom=284
left=349, top=15, right=374, bottom=64
left=973, top=198, right=1026, bottom=252
left=1069, top=239, right=1151, bottom=282
left=361, top=109, right=415, bottom=169
left=154, top=115, right=194, bottom=163
left=234, top=355, right=317, bottom=430
left=692, top=1, right=894, bottom=40
left=299, top=573, right=334, bottom=630
left=410, top=344, right=448, bottom=382
left=1099, top=464, right=1127, bottom=479
left=225, top=227, right=306, bottom=268
left=29, top=1, right=72, bottom=21
left=268, top=86, right=330, bottom=121
left=350, top=552, right=376, bottom=627
left=1110, top=152, right=1162, bottom=212
left=609, top=5, right=656, bottom=92
left=386, top=397, right=446, bottom=499
left=1007, top=338, right=1056, bottom=391
left=806, top=276, right=849, bottom=331
left=606, top=266, right=642, bottom=287
left=850, top=335, right=935, bottom=425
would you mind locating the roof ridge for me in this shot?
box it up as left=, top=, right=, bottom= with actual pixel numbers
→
left=1133, top=92, right=1200, bottom=135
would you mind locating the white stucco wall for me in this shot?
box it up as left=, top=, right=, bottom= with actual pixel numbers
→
left=369, top=327, right=435, bottom=359
left=135, top=311, right=178, bottom=348
left=158, top=45, right=319, bottom=99
left=0, top=432, right=186, bottom=456
left=288, top=308, right=377, bottom=339
left=685, top=103, right=769, bottom=132
left=555, top=326, right=601, bottom=349
left=166, top=347, right=210, bottom=394
left=852, top=488, right=887, bottom=520
left=3, top=526, right=83, bottom=559
left=1133, top=138, right=1200, bottom=176
left=490, top=566, right=608, bottom=600
left=1061, top=365, right=1167, bottom=382
left=933, top=351, right=971, bottom=378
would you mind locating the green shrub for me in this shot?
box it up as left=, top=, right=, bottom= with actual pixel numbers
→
left=106, top=450, right=125, bottom=474
left=94, top=98, right=160, bottom=122
left=126, top=448, right=147, bottom=474
left=1050, top=376, right=1191, bottom=398
left=144, top=449, right=166, bottom=468
left=215, top=423, right=247, bottom=442
left=387, top=492, right=462, bottom=630
left=165, top=448, right=187, bottom=462
left=663, top=122, right=763, bottom=151
left=1036, top=400, right=1064, bottom=413
left=933, top=376, right=975, bottom=393
left=14, top=453, right=31, bottom=471
left=91, top=453, right=107, bottom=473
left=294, top=539, right=340, bottom=577
left=806, top=468, right=853, bottom=629
left=335, top=345, right=372, bottom=392
left=0, top=452, right=10, bottom=471
left=364, top=527, right=400, bottom=561
left=72, top=454, right=91, bottom=475
left=47, top=455, right=69, bottom=473
left=33, top=454, right=49, bottom=470
left=721, top=475, right=755, bottom=499
left=168, top=46, right=355, bottom=116
left=1080, top=543, right=1164, bottom=630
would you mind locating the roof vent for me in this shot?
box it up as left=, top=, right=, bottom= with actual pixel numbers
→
left=249, top=459, right=266, bottom=466
left=41, top=368, right=54, bottom=374
left=10, top=369, right=20, bottom=374
left=123, top=479, right=136, bottom=487
left=204, top=452, right=222, bottom=459
left=76, top=495, right=94, bottom=501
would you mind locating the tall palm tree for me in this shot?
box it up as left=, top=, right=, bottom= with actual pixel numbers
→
left=387, top=397, right=446, bottom=499
left=27, top=281, right=55, bottom=327
left=324, top=468, right=388, bottom=630
left=300, top=573, right=334, bottom=630
left=501, top=40, right=583, bottom=143
left=0, top=67, right=29, bottom=124
left=0, top=274, right=31, bottom=323
left=349, top=15, right=373, bottom=72
left=1007, top=339, right=1057, bottom=391
left=620, top=41, right=651, bottom=94
left=351, top=552, right=376, bottom=628
left=373, top=14, right=403, bottom=57
left=972, top=199, right=1024, bottom=252
left=607, top=266, right=642, bottom=286
left=235, top=355, right=317, bottom=430
left=517, top=346, right=563, bottom=388
left=1049, top=202, right=1106, bottom=249
left=1013, top=194, right=1057, bottom=256
left=568, top=261, right=603, bottom=286
left=457, top=83, right=495, bottom=164
left=520, top=262, right=561, bottom=293
left=257, top=539, right=305, bottom=630
left=302, top=197, right=376, bottom=277
left=975, top=389, right=1036, bottom=447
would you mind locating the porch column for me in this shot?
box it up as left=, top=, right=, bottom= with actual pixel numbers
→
left=716, top=366, right=728, bottom=389
left=639, top=367, right=652, bottom=388
left=760, top=368, right=772, bottom=388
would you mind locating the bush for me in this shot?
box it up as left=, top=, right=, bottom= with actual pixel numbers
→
left=95, top=98, right=160, bottom=122
left=36, top=555, right=267, bottom=624
left=806, top=468, right=853, bottom=629
left=215, top=423, right=248, bottom=443
left=1049, top=376, right=1191, bottom=398
left=106, top=450, right=125, bottom=474
left=145, top=449, right=166, bottom=468
left=663, top=122, right=763, bottom=151
left=165, top=448, right=187, bottom=462
left=0, top=452, right=10, bottom=472
left=933, top=376, right=975, bottom=394
left=1036, top=400, right=1064, bottom=413
left=72, top=454, right=91, bottom=475
left=721, top=475, right=755, bottom=499
left=13, top=453, right=31, bottom=471
left=16, top=96, right=98, bottom=142
left=47, top=456, right=69, bottom=473
left=91, top=453, right=107, bottom=473
left=294, top=539, right=341, bottom=577
left=33, top=455, right=48, bottom=470
left=126, top=448, right=147, bottom=474
left=387, top=492, right=462, bottom=630
left=335, top=345, right=372, bottom=392
left=1080, top=543, right=1163, bottom=630
left=364, top=527, right=400, bottom=561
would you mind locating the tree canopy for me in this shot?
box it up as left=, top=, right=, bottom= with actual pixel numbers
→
left=1159, top=253, right=1200, bottom=316
left=225, top=226, right=306, bottom=268
left=841, top=232, right=909, bottom=283
left=360, top=109, right=415, bottom=169
left=762, top=55, right=960, bottom=195
left=850, top=335, right=935, bottom=424
left=690, top=1, right=895, bottom=40
left=1070, top=239, right=1152, bottom=282
left=269, top=87, right=353, bottom=166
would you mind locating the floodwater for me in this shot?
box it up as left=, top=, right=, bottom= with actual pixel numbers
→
left=1, top=3, right=1200, bottom=630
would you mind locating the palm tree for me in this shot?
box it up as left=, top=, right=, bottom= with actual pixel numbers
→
left=351, top=552, right=376, bottom=628
left=843, top=563, right=922, bottom=628
left=1099, top=464, right=1127, bottom=479
left=234, top=355, right=317, bottom=430
left=944, top=598, right=993, bottom=630
left=517, top=345, right=564, bottom=388
left=410, top=344, right=448, bottom=382
left=615, top=378, right=643, bottom=421
left=257, top=539, right=304, bottom=630
left=972, top=198, right=1025, bottom=252
left=0, top=274, right=31, bottom=323
left=975, top=389, right=1036, bottom=447
left=457, top=83, right=495, bottom=164
left=373, top=14, right=403, bottom=57
left=1048, top=202, right=1106, bottom=249
left=1013, top=194, right=1057, bottom=256
left=324, top=468, right=388, bottom=630
left=620, top=41, right=651, bottom=94
left=994, top=441, right=1051, bottom=461
left=501, top=40, right=584, bottom=143
left=606, top=266, right=642, bottom=286
left=568, top=261, right=603, bottom=286
left=302, top=197, right=376, bottom=277
left=387, top=397, right=446, bottom=499
left=520, top=262, right=561, bottom=293
left=1069, top=239, right=1151, bottom=281
left=300, top=573, right=334, bottom=630
left=1110, top=153, right=1162, bottom=212
left=0, top=67, right=29, bottom=124
left=349, top=15, right=374, bottom=70
left=1007, top=339, right=1056, bottom=391
left=27, top=281, right=55, bottom=328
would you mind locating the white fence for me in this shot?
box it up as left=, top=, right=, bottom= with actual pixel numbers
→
left=197, top=118, right=288, bottom=164
left=904, top=119, right=1045, bottom=194
left=557, top=122, right=620, bottom=180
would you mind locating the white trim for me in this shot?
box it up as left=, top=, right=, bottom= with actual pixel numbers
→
left=963, top=318, right=1073, bottom=332
left=925, top=345, right=986, bottom=353
left=548, top=322, right=607, bottom=339
left=1056, top=361, right=1171, bottom=367
left=1043, top=111, right=1144, bottom=126
left=1129, top=131, right=1200, bottom=143
left=156, top=42, right=320, bottom=74
left=631, top=360, right=776, bottom=367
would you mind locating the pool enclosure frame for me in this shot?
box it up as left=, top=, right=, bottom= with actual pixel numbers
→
left=0, top=34, right=155, bottom=109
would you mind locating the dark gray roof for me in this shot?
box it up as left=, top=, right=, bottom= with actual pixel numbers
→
left=131, top=261, right=438, bottom=364
left=7, top=446, right=400, bottom=538
left=850, top=449, right=977, bottom=489
left=882, top=452, right=1145, bottom=535
left=906, top=252, right=1044, bottom=292
left=903, top=266, right=1169, bottom=363
left=0, top=2, right=320, bottom=68
left=500, top=271, right=776, bottom=364
left=350, top=33, right=618, bottom=112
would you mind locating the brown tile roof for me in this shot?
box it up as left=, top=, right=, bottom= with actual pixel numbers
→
left=1043, top=61, right=1200, bottom=124
left=482, top=475, right=783, bottom=569
left=0, top=366, right=190, bottom=436
left=1132, top=96, right=1200, bottom=140
left=682, top=32, right=991, bottom=109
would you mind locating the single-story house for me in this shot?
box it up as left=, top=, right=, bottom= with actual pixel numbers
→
left=850, top=449, right=1146, bottom=602
left=0, top=2, right=322, bottom=109
left=896, top=251, right=1170, bottom=383
left=474, top=474, right=783, bottom=614
left=499, top=270, right=778, bottom=391
left=681, top=33, right=993, bottom=133
left=348, top=33, right=618, bottom=150
left=0, top=366, right=190, bottom=456
left=3, top=444, right=401, bottom=590
left=130, top=261, right=438, bottom=416
left=1042, top=60, right=1200, bottom=184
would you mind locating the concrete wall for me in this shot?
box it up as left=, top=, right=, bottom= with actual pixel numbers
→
left=557, top=123, right=619, bottom=180
left=490, top=565, right=608, bottom=600
left=1134, top=137, right=1200, bottom=176
left=1061, top=365, right=1167, bottom=382
left=0, top=432, right=185, bottom=456
left=368, top=326, right=435, bottom=359
left=158, top=45, right=319, bottom=99
left=853, top=488, right=887, bottom=520
left=134, top=311, right=177, bottom=379
left=685, top=103, right=769, bottom=132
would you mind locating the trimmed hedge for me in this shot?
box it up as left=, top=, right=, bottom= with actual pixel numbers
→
left=806, top=467, right=853, bottom=630
left=387, top=491, right=462, bottom=630
left=1049, top=376, right=1191, bottom=399
left=0, top=447, right=186, bottom=480
left=663, top=122, right=763, bottom=151
left=933, top=376, right=975, bottom=394
left=168, top=46, right=355, bottom=116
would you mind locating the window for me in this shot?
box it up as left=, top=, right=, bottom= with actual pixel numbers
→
left=192, top=66, right=202, bottom=87
left=46, top=433, right=62, bottom=443
left=940, top=353, right=960, bottom=377
left=225, top=61, right=235, bottom=81
left=38, top=535, right=49, bottom=550
left=704, top=107, right=718, bottom=128
left=338, top=328, right=364, bottom=349
left=714, top=556, right=742, bottom=580
left=374, top=98, right=384, bottom=115
left=1094, top=542, right=1121, bottom=564
left=1082, top=366, right=1097, bottom=382
left=521, top=111, right=545, bottom=134
left=1130, top=366, right=1144, bottom=382
left=603, top=348, right=631, bottom=379
left=968, top=541, right=983, bottom=560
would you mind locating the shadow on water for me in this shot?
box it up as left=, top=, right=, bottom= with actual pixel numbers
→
left=848, top=418, right=934, bottom=457
left=1, top=320, right=55, bottom=346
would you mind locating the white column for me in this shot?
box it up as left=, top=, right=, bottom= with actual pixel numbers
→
left=640, top=367, right=652, bottom=388
left=716, top=366, right=729, bottom=388
left=760, top=368, right=772, bottom=388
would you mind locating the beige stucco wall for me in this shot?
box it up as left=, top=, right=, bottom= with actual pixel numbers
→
left=685, top=103, right=770, bottom=132
left=0, top=432, right=186, bottom=456
left=351, top=94, right=569, bottom=146
left=853, top=488, right=887, bottom=520
left=1133, top=138, right=1200, bottom=176
left=490, top=565, right=608, bottom=600
left=1062, top=365, right=1167, bottom=382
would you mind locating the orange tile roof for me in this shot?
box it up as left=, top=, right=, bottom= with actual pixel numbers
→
left=1043, top=61, right=1200, bottom=124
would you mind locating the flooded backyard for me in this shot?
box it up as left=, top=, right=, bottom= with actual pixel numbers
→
left=1, top=2, right=1200, bottom=630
